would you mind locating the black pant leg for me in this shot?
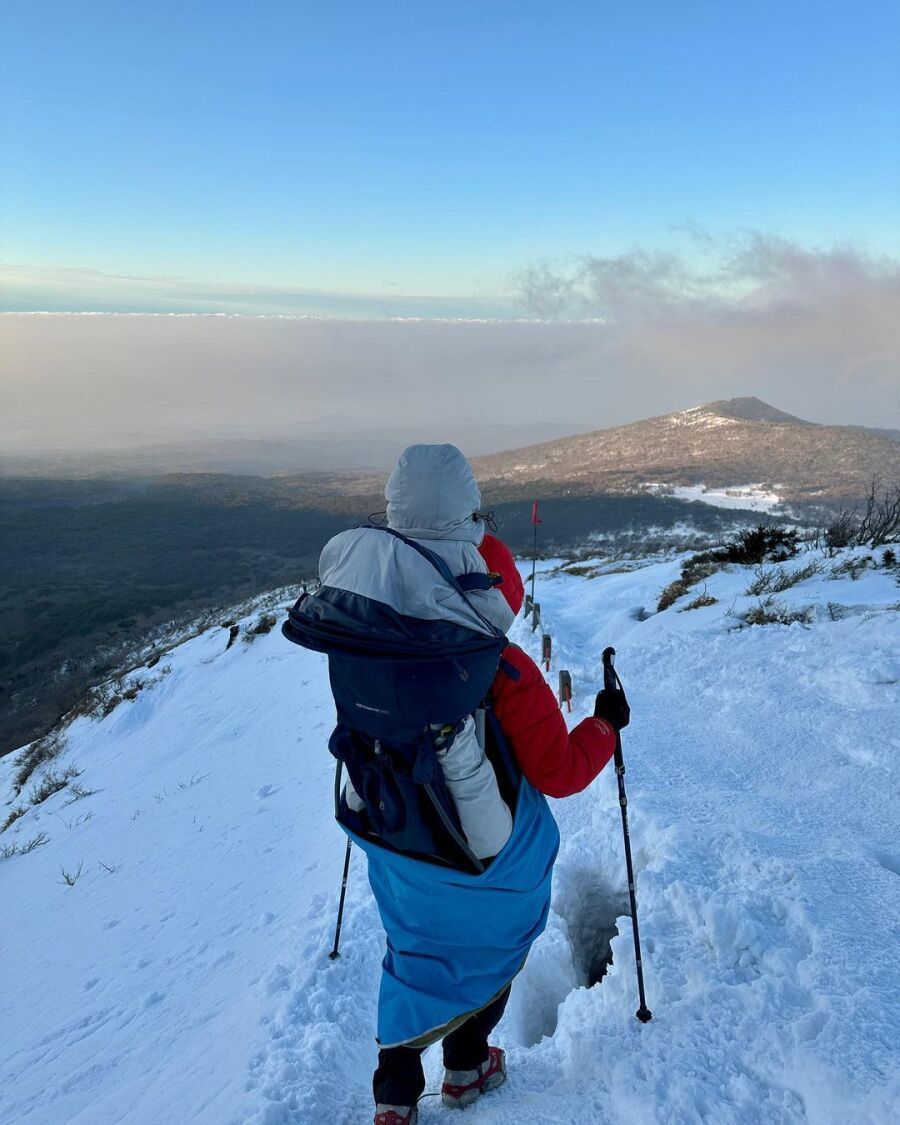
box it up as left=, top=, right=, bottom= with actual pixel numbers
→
left=442, top=985, right=512, bottom=1072
left=373, top=1045, right=427, bottom=1107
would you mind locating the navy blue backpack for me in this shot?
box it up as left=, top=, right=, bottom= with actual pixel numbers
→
left=282, top=527, right=521, bottom=873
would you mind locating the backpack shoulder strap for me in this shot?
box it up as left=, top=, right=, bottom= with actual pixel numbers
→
left=478, top=692, right=522, bottom=805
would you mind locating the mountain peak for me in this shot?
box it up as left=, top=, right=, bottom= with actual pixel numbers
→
left=699, top=397, right=812, bottom=425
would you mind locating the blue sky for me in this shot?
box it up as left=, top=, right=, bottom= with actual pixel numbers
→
left=1, top=0, right=898, bottom=316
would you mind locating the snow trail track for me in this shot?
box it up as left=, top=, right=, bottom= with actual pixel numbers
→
left=2, top=551, right=898, bottom=1124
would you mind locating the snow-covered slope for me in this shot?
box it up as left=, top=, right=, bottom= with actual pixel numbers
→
left=2, top=549, right=899, bottom=1125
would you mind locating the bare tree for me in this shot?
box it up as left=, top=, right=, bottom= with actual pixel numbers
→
left=856, top=478, right=900, bottom=547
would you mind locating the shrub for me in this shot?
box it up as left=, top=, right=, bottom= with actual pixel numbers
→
left=746, top=560, right=822, bottom=596
left=242, top=612, right=278, bottom=642
left=28, top=764, right=81, bottom=807
left=59, top=861, right=84, bottom=886
left=75, top=665, right=171, bottom=720
left=657, top=551, right=724, bottom=612
left=828, top=556, right=871, bottom=582
left=681, top=555, right=722, bottom=586
left=562, top=564, right=601, bottom=578
left=19, top=832, right=49, bottom=853
left=12, top=730, right=67, bottom=794
left=745, top=567, right=776, bottom=597
left=883, top=548, right=897, bottom=569
left=720, top=525, right=799, bottom=565
left=682, top=591, right=718, bottom=611
left=90, top=678, right=145, bottom=717
left=657, top=578, right=690, bottom=612
left=63, top=782, right=96, bottom=805
left=743, top=598, right=812, bottom=627
left=825, top=510, right=858, bottom=555
left=1, top=804, right=28, bottom=833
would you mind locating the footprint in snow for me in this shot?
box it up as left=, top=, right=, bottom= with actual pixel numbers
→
left=873, top=849, right=900, bottom=877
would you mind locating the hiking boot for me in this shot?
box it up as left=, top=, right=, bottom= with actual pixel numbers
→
left=374, top=1106, right=417, bottom=1125
left=441, top=1046, right=507, bottom=1109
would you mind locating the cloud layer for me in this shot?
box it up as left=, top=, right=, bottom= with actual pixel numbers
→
left=2, top=234, right=898, bottom=451
left=0, top=264, right=512, bottom=321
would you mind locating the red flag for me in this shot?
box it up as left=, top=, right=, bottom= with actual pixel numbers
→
left=531, top=500, right=542, bottom=525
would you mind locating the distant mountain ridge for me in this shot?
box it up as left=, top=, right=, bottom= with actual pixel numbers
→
left=0, top=420, right=583, bottom=479
left=700, top=397, right=812, bottom=425
left=471, top=397, right=900, bottom=503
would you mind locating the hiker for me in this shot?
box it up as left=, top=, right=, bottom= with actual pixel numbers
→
left=283, top=444, right=627, bottom=1125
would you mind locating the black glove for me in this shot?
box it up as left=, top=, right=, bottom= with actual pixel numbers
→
left=594, top=688, right=630, bottom=731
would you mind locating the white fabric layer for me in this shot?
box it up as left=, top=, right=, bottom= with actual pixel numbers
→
left=435, top=717, right=512, bottom=858
left=318, top=527, right=514, bottom=636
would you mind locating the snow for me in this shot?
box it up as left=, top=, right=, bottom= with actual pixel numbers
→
left=667, top=408, right=741, bottom=430
left=2, top=549, right=899, bottom=1124
left=643, top=482, right=784, bottom=512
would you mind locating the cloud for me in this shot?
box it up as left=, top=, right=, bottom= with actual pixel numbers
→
left=516, top=232, right=900, bottom=322
left=1, top=233, right=898, bottom=453
left=511, top=233, right=900, bottom=426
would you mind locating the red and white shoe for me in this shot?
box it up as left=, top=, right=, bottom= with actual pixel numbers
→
left=374, top=1106, right=417, bottom=1125
left=442, top=1046, right=507, bottom=1109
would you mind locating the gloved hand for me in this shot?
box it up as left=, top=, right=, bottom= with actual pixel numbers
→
left=593, top=688, right=630, bottom=731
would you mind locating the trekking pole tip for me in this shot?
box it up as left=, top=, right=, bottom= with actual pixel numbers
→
left=328, top=950, right=341, bottom=961
left=636, top=1006, right=652, bottom=1023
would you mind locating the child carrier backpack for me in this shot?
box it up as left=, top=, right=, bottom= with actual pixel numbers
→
left=282, top=526, right=521, bottom=873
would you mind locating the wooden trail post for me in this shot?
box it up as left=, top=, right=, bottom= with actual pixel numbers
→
left=558, top=669, right=573, bottom=712
left=531, top=602, right=541, bottom=633
left=542, top=633, right=552, bottom=671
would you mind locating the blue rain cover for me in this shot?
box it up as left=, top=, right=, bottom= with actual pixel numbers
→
left=345, top=777, right=560, bottom=1047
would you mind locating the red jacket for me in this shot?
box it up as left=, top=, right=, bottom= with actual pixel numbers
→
left=478, top=534, right=616, bottom=798
left=493, top=645, right=616, bottom=798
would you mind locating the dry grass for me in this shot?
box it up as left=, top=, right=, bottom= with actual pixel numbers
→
left=242, top=612, right=278, bottom=643
left=12, top=729, right=67, bottom=794
left=682, top=591, right=718, bottom=611
left=1, top=804, right=28, bottom=833
left=28, top=764, right=82, bottom=807
left=658, top=578, right=691, bottom=612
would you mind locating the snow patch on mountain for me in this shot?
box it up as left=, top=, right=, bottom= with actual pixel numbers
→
left=1, top=548, right=899, bottom=1123
left=667, top=407, right=741, bottom=430
left=643, top=482, right=783, bottom=512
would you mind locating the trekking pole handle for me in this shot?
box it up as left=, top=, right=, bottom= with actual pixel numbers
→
left=602, top=646, right=618, bottom=693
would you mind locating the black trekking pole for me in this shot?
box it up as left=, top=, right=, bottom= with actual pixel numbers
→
left=328, top=838, right=352, bottom=960
left=602, top=646, right=652, bottom=1023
